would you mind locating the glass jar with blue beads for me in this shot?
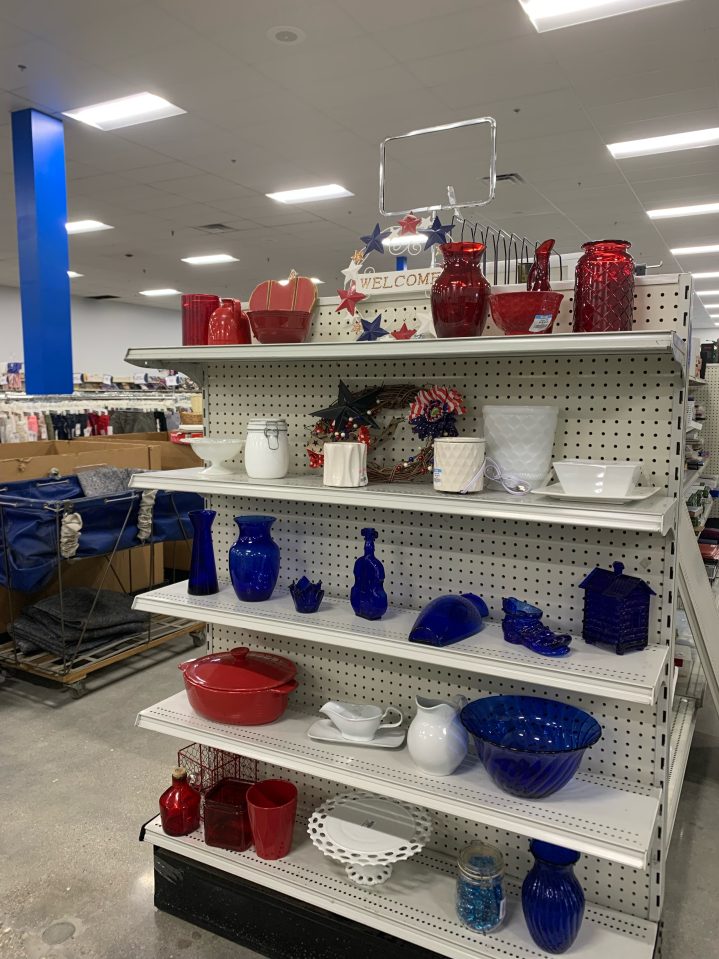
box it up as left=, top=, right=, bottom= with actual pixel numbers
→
left=456, top=842, right=506, bottom=934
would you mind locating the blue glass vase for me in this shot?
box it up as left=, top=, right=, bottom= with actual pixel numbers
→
left=521, top=841, right=585, bottom=954
left=229, top=515, right=280, bottom=602
left=187, top=509, right=219, bottom=596
left=350, top=527, right=388, bottom=620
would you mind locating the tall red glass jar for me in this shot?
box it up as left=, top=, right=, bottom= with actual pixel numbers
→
left=572, top=240, right=635, bottom=333
left=431, top=242, right=490, bottom=338
left=159, top=766, right=201, bottom=836
left=182, top=294, right=220, bottom=345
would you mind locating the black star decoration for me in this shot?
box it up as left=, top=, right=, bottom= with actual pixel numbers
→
left=357, top=314, right=390, bottom=342
left=360, top=223, right=391, bottom=256
left=420, top=215, right=454, bottom=250
left=311, top=381, right=382, bottom=435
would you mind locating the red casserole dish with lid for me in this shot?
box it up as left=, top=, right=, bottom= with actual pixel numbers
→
left=179, top=646, right=298, bottom=725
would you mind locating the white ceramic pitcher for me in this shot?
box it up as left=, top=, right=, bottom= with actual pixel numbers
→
left=407, top=695, right=469, bottom=776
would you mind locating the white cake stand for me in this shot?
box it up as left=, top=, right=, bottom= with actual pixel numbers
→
left=307, top=791, right=432, bottom=887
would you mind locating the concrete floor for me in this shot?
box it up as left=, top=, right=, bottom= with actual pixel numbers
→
left=1, top=640, right=717, bottom=959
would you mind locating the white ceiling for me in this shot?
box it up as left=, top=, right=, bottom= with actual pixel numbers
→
left=0, top=0, right=718, bottom=324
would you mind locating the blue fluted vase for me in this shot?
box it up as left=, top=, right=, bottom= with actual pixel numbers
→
left=350, top=527, right=388, bottom=620
left=187, top=509, right=219, bottom=596
left=229, top=515, right=280, bottom=602
left=521, top=841, right=585, bottom=954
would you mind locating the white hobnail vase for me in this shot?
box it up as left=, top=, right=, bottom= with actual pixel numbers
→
left=482, top=405, right=559, bottom=491
left=433, top=438, right=485, bottom=493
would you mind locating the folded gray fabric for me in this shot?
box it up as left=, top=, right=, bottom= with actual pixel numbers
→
left=76, top=466, right=128, bottom=497
left=29, top=587, right=148, bottom=629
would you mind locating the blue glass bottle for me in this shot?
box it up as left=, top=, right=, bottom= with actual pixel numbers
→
left=187, top=509, right=219, bottom=596
left=521, top=840, right=585, bottom=954
left=229, top=515, right=280, bottom=602
left=350, top=527, right=388, bottom=620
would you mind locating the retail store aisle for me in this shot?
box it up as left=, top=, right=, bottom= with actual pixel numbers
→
left=0, top=643, right=716, bottom=959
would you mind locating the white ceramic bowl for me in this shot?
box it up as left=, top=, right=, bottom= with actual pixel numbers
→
left=553, top=459, right=642, bottom=497
left=188, top=437, right=244, bottom=476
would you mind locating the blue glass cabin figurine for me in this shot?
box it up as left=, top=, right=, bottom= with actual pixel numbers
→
left=578, top=561, right=654, bottom=654
left=502, top=598, right=572, bottom=657
left=409, top=593, right=489, bottom=646
left=350, top=527, right=388, bottom=620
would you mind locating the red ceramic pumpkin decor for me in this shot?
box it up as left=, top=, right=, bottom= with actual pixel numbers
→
left=247, top=271, right=317, bottom=344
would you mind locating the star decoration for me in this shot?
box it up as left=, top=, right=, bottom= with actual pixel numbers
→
left=357, top=314, right=390, bottom=342
left=341, top=259, right=363, bottom=286
left=351, top=249, right=366, bottom=265
left=360, top=223, right=391, bottom=256
left=420, top=215, right=454, bottom=250
left=397, top=213, right=422, bottom=236
left=311, top=381, right=382, bottom=434
left=335, top=281, right=366, bottom=316
left=390, top=322, right=416, bottom=340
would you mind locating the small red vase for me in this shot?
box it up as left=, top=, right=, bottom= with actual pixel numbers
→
left=573, top=240, right=635, bottom=333
left=182, top=294, right=220, bottom=345
left=431, top=242, right=490, bottom=338
left=159, top=766, right=201, bottom=836
left=207, top=298, right=243, bottom=345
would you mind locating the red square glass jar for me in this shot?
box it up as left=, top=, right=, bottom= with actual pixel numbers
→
left=204, top=778, right=253, bottom=852
left=572, top=240, right=635, bottom=333
left=182, top=294, right=220, bottom=345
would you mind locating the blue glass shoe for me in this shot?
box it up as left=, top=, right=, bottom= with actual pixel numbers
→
left=502, top=597, right=572, bottom=657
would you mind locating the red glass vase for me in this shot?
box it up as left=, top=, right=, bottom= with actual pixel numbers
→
left=207, top=298, right=251, bottom=345
left=159, top=766, right=201, bottom=836
left=431, top=242, right=490, bottom=338
left=573, top=240, right=634, bottom=333
left=182, top=294, right=220, bottom=345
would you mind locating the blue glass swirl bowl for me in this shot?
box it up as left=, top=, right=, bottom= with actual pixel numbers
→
left=461, top=696, right=601, bottom=799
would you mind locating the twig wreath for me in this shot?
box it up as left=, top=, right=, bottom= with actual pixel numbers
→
left=307, top=382, right=466, bottom=483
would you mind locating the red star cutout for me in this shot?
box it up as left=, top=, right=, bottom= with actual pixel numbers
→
left=391, top=322, right=417, bottom=340
left=335, top=281, right=366, bottom=316
left=397, top=212, right=422, bottom=236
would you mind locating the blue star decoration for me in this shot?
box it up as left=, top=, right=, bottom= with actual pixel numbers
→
left=357, top=314, right=390, bottom=342
left=420, top=215, right=454, bottom=250
left=360, top=223, right=391, bottom=256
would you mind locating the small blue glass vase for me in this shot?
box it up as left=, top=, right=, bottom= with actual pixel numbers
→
left=187, top=509, right=219, bottom=596
left=522, top=841, right=585, bottom=954
left=289, top=576, right=324, bottom=613
left=229, top=515, right=280, bottom=602
left=350, top=527, right=388, bottom=620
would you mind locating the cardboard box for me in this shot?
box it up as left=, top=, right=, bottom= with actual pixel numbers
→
left=84, top=432, right=202, bottom=469
left=0, top=440, right=161, bottom=482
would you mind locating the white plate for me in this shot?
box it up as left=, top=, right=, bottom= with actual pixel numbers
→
left=533, top=482, right=662, bottom=504
left=307, top=718, right=406, bottom=749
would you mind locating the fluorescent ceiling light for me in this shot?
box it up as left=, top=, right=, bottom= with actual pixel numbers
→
left=693, top=271, right=719, bottom=279
left=310, top=278, right=324, bottom=284
left=697, top=290, right=719, bottom=296
left=648, top=201, right=719, bottom=220
left=140, top=288, right=181, bottom=297
left=181, top=254, right=238, bottom=265
left=266, top=184, right=353, bottom=203
left=608, top=127, right=719, bottom=159
left=711, top=314, right=719, bottom=319
left=63, top=92, right=185, bottom=131
left=702, top=304, right=719, bottom=309
left=278, top=277, right=324, bottom=286
left=67, top=271, right=83, bottom=278
left=520, top=0, right=684, bottom=31
left=671, top=244, right=719, bottom=256
left=66, top=219, right=113, bottom=234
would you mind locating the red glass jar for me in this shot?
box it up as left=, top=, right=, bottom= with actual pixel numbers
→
left=572, top=240, right=635, bottom=333
left=431, top=242, right=490, bottom=338
left=182, top=294, right=220, bottom=345
left=159, top=766, right=201, bottom=836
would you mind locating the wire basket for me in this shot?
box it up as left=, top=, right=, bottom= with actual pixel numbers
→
left=177, top=743, right=257, bottom=793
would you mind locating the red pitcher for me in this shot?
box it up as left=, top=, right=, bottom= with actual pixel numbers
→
left=573, top=240, right=635, bottom=333
left=431, top=242, right=490, bottom=338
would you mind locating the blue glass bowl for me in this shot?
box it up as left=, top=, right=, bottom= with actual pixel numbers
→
left=461, top=696, right=601, bottom=799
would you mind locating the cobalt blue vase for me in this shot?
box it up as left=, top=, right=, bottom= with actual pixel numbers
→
left=187, top=509, right=219, bottom=596
left=350, top=527, right=388, bottom=620
left=229, top=515, right=280, bottom=602
left=521, top=841, right=585, bottom=954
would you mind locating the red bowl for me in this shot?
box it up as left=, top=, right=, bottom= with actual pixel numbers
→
left=489, top=291, right=564, bottom=336
left=247, top=309, right=312, bottom=344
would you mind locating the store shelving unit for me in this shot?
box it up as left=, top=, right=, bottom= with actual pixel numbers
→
left=683, top=459, right=710, bottom=494
left=129, top=275, right=694, bottom=958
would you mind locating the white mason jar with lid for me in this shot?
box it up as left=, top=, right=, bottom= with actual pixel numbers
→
left=244, top=419, right=289, bottom=478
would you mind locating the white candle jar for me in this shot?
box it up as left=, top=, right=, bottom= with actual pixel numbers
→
left=323, top=442, right=368, bottom=488
left=433, top=438, right=485, bottom=493
left=244, top=419, right=289, bottom=479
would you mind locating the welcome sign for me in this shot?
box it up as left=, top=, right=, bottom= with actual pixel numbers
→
left=354, top=268, right=442, bottom=296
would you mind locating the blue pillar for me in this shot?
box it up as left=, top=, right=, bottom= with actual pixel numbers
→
left=11, top=109, right=73, bottom=394
left=395, top=255, right=408, bottom=271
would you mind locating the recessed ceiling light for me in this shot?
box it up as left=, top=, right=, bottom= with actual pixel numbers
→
left=608, top=127, right=719, bottom=159
left=181, top=253, right=239, bottom=265
left=266, top=184, right=353, bottom=203
left=693, top=271, right=719, bottom=279
left=697, top=289, right=719, bottom=296
left=66, top=219, right=113, bottom=234
left=140, top=288, right=181, bottom=296
left=671, top=244, right=719, bottom=256
left=67, top=271, right=83, bottom=278
left=648, top=201, right=719, bottom=219
left=266, top=25, right=306, bottom=45
left=63, top=92, right=185, bottom=131
left=519, top=0, right=685, bottom=31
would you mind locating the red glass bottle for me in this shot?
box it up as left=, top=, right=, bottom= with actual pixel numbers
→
left=431, top=242, right=490, bottom=338
left=181, top=294, right=220, bottom=345
left=573, top=240, right=635, bottom=333
left=159, top=766, right=201, bottom=836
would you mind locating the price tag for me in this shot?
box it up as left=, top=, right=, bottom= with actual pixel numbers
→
left=133, top=373, right=147, bottom=384
left=529, top=314, right=554, bottom=333
left=103, top=374, right=113, bottom=385
left=73, top=373, right=82, bottom=385
left=165, top=374, right=179, bottom=387
left=0, top=376, right=8, bottom=386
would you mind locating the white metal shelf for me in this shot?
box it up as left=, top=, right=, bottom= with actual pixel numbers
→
left=129, top=469, right=676, bottom=534
left=683, top=460, right=710, bottom=494
left=136, top=692, right=660, bottom=868
left=124, top=330, right=685, bottom=370
left=142, top=816, right=657, bottom=959
left=689, top=376, right=706, bottom=386
left=134, top=582, right=669, bottom=705
left=667, top=697, right=698, bottom=844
